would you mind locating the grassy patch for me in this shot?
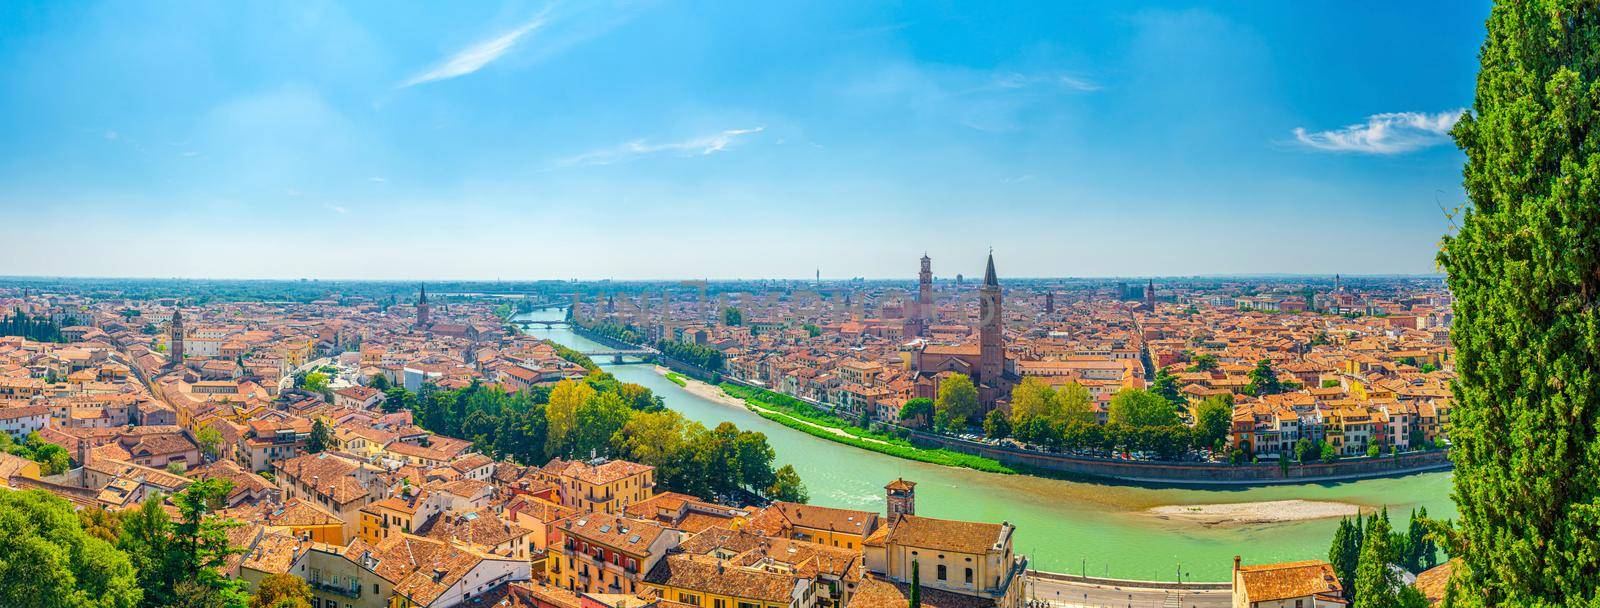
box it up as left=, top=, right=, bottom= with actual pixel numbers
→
left=720, top=383, right=1015, bottom=474
left=664, top=372, right=688, bottom=387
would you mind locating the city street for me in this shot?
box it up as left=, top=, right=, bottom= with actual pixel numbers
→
left=1027, top=576, right=1231, bottom=608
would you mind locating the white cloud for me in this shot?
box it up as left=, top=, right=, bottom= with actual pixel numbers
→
left=1293, top=109, right=1464, bottom=154
left=402, top=15, right=546, bottom=87
left=369, top=176, right=387, bottom=183
left=328, top=205, right=349, bottom=214
left=556, top=127, right=765, bottom=167
left=990, top=72, right=1100, bottom=92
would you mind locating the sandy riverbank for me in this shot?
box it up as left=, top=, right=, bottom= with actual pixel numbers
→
left=655, top=367, right=893, bottom=445
left=1145, top=499, right=1360, bottom=526
left=659, top=366, right=748, bottom=408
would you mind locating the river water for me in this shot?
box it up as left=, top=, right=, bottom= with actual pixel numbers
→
left=514, top=310, right=1455, bottom=581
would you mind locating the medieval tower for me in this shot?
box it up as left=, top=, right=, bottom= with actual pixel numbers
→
left=168, top=307, right=185, bottom=366
left=978, top=252, right=1005, bottom=404
left=415, top=284, right=430, bottom=329
left=886, top=478, right=917, bottom=522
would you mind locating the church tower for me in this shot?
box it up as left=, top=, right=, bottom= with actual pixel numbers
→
left=1144, top=279, right=1156, bottom=312
left=1044, top=291, right=1055, bottom=314
left=978, top=252, right=1004, bottom=403
left=918, top=253, right=934, bottom=330
left=886, top=478, right=916, bottom=522
left=415, top=284, right=430, bottom=330
left=168, top=308, right=185, bottom=366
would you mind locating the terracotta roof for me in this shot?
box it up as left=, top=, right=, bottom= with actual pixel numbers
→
left=1235, top=560, right=1344, bottom=604
left=883, top=515, right=1008, bottom=555
left=644, top=555, right=800, bottom=603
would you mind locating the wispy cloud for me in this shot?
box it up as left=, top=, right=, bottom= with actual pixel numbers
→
left=1292, top=109, right=1464, bottom=154
left=555, top=127, right=766, bottom=167
left=989, top=72, right=1100, bottom=92
left=369, top=176, right=387, bottom=183
left=402, top=14, right=547, bottom=87
left=328, top=205, right=349, bottom=214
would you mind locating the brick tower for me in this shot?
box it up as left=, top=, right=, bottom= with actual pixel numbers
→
left=415, top=284, right=430, bottom=330
left=978, top=252, right=1004, bottom=404
left=886, top=478, right=916, bottom=522
left=168, top=307, right=185, bottom=366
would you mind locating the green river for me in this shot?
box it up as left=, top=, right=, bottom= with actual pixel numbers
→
left=515, top=311, right=1455, bottom=581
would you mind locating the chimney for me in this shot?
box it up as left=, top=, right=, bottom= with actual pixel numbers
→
left=1233, top=556, right=1241, bottom=572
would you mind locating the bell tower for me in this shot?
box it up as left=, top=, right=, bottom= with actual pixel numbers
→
left=415, top=284, right=430, bottom=330
left=978, top=252, right=1004, bottom=404
left=886, top=478, right=916, bottom=522
left=168, top=307, right=185, bottom=366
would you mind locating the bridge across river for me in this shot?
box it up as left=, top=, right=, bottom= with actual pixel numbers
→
left=577, top=347, right=659, bottom=363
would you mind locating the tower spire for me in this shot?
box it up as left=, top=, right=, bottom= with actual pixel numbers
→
left=983, top=250, right=998, bottom=288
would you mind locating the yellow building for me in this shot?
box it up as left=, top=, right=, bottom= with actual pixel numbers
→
left=553, top=512, right=678, bottom=595
left=263, top=498, right=348, bottom=545
left=745, top=502, right=880, bottom=551
left=542, top=458, right=656, bottom=515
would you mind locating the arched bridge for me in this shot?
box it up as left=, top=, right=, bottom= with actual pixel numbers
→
left=579, top=348, right=659, bottom=364
left=515, top=319, right=572, bottom=328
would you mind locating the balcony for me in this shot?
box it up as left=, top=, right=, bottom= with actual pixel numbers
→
left=309, top=580, right=361, bottom=599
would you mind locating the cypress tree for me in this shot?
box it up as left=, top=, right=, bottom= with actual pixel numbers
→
left=1329, top=517, right=1360, bottom=600
left=1440, top=1, right=1600, bottom=603
left=1354, top=515, right=1400, bottom=608
left=909, top=560, right=921, bottom=608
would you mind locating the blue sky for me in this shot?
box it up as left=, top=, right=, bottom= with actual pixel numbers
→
left=0, top=1, right=1487, bottom=280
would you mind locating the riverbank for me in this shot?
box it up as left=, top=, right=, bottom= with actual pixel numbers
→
left=658, top=368, right=1015, bottom=474
left=1145, top=499, right=1360, bottom=526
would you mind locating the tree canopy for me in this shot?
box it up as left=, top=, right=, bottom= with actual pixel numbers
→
left=0, top=489, right=141, bottom=608
left=933, top=374, right=981, bottom=431
left=1438, top=1, right=1600, bottom=604
left=1108, top=388, right=1178, bottom=428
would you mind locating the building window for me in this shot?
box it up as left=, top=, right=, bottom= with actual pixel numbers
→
left=965, top=568, right=973, bottom=584
left=937, top=565, right=947, bottom=581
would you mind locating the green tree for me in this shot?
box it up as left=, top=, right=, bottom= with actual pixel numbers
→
left=766, top=464, right=808, bottom=503
left=1295, top=439, right=1318, bottom=465
left=933, top=374, right=981, bottom=431
left=300, top=372, right=329, bottom=394
left=570, top=391, right=631, bottom=459
left=1245, top=359, right=1284, bottom=396
left=909, top=560, right=921, bottom=608
left=248, top=573, right=312, bottom=608
left=1193, top=395, right=1233, bottom=450
left=1150, top=367, right=1184, bottom=408
left=544, top=379, right=595, bottom=459
left=78, top=506, right=124, bottom=543
left=119, top=480, right=246, bottom=608
left=1437, top=4, right=1600, bottom=604
left=0, top=488, right=142, bottom=608
left=1321, top=442, right=1340, bottom=464
left=982, top=409, right=1011, bottom=439
left=734, top=430, right=777, bottom=493
left=1108, top=388, right=1178, bottom=428
left=722, top=307, right=743, bottom=326
left=1329, top=517, right=1360, bottom=600
left=1354, top=514, right=1402, bottom=608
left=1188, top=354, right=1219, bottom=372
left=196, top=427, right=223, bottom=461
left=305, top=419, right=334, bottom=454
